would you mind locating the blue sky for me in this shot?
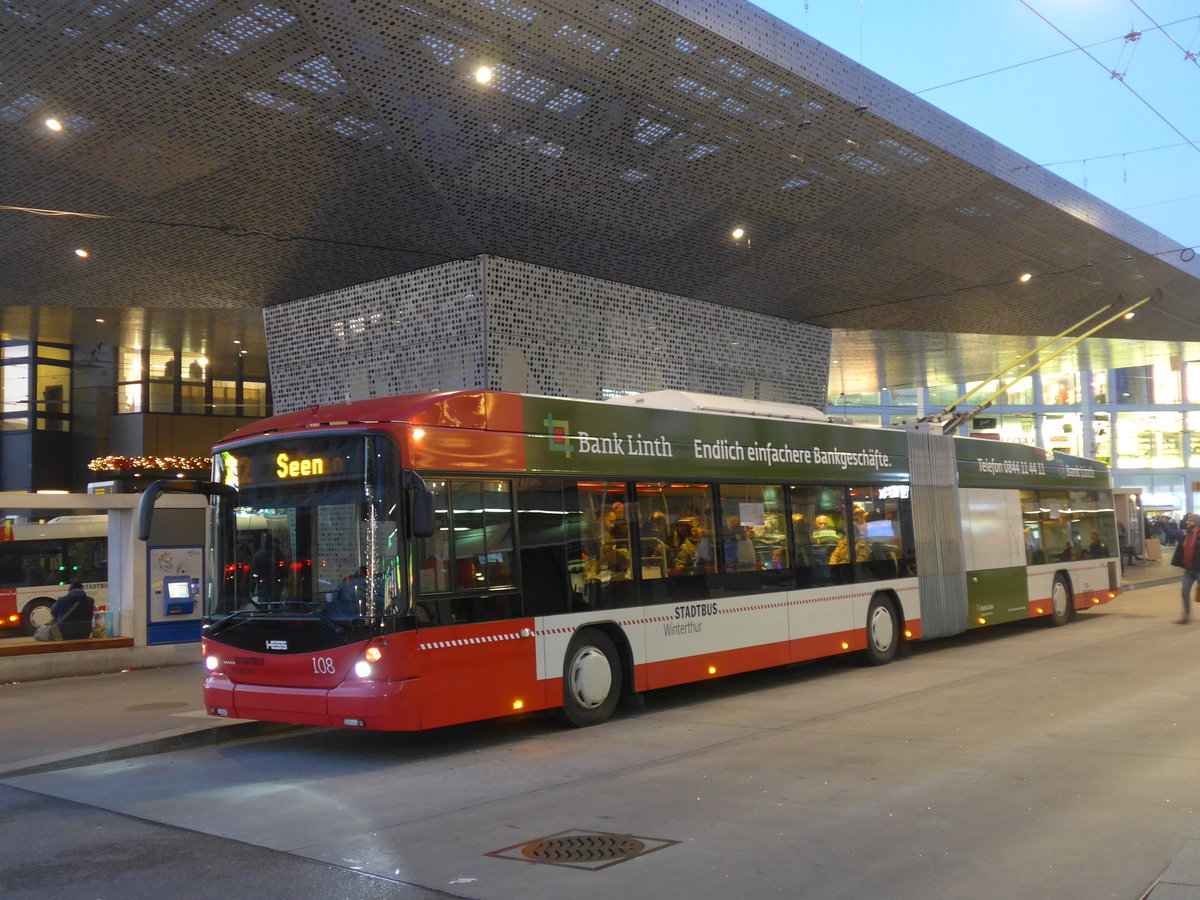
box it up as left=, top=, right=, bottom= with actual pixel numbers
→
left=753, top=0, right=1200, bottom=251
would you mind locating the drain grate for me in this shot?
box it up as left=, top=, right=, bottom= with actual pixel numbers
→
left=488, top=828, right=678, bottom=871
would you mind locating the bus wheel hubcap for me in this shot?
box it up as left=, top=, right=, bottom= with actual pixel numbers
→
left=570, top=647, right=612, bottom=709
left=871, top=607, right=895, bottom=651
left=1053, top=582, right=1067, bottom=616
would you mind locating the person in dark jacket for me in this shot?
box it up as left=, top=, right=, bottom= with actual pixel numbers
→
left=51, top=582, right=95, bottom=640
left=1170, top=515, right=1200, bottom=624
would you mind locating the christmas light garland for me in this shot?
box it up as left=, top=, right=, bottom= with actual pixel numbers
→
left=87, top=455, right=209, bottom=473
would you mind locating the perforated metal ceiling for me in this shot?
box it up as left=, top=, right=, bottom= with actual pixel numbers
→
left=2, top=0, right=1199, bottom=346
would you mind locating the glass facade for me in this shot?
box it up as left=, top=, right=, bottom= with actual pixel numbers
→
left=116, top=346, right=270, bottom=418
left=828, top=358, right=1200, bottom=517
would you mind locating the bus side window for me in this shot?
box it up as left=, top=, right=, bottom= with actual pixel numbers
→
left=516, top=477, right=570, bottom=617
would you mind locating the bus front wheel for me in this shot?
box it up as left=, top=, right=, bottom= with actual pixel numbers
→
left=865, top=595, right=900, bottom=665
left=22, top=598, right=55, bottom=636
left=560, top=628, right=621, bottom=727
left=1048, top=574, right=1073, bottom=627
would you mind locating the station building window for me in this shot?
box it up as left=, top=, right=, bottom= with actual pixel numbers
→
left=115, top=346, right=271, bottom=418
left=1, top=341, right=71, bottom=433
left=1115, top=411, right=1184, bottom=469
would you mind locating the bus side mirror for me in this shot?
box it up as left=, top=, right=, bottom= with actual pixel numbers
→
left=404, top=471, right=435, bottom=538
left=137, top=479, right=237, bottom=541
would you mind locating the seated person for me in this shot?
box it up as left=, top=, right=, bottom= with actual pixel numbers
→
left=811, top=515, right=840, bottom=544
left=52, top=582, right=95, bottom=640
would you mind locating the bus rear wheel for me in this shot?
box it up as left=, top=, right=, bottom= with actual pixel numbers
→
left=865, top=595, right=900, bottom=665
left=560, top=628, right=621, bottom=727
left=1048, top=574, right=1072, bottom=627
left=22, top=598, right=55, bottom=636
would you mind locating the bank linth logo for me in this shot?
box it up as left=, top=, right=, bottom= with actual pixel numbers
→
left=544, top=413, right=572, bottom=458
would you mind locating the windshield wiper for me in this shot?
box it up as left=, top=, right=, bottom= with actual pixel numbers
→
left=205, top=609, right=253, bottom=636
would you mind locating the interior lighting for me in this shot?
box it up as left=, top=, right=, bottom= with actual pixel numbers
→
left=74, top=248, right=89, bottom=258
left=45, top=117, right=63, bottom=132
left=1018, top=272, right=1032, bottom=283
left=95, top=318, right=104, bottom=323
left=474, top=65, right=493, bottom=84
left=197, top=357, right=208, bottom=367
left=731, top=227, right=745, bottom=240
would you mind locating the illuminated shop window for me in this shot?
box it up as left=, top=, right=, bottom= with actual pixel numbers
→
left=1042, top=414, right=1081, bottom=457
left=181, top=384, right=205, bottom=415
left=1185, top=361, right=1200, bottom=404
left=1041, top=373, right=1078, bottom=405
left=1188, top=412, right=1200, bottom=469
left=1115, top=411, right=1183, bottom=469
left=212, top=380, right=238, bottom=414
left=118, top=383, right=142, bottom=414
left=243, top=381, right=267, bottom=417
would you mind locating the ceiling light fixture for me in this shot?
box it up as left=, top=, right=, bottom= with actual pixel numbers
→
left=475, top=66, right=493, bottom=84
left=1124, top=312, right=1136, bottom=320
left=1018, top=272, right=1032, bottom=282
left=45, top=118, right=63, bottom=132
left=74, top=248, right=89, bottom=258
left=731, top=227, right=745, bottom=240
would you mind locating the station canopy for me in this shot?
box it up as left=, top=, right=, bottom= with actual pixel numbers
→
left=3, top=0, right=1200, bottom=371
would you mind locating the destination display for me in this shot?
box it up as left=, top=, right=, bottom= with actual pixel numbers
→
left=217, top=435, right=371, bottom=491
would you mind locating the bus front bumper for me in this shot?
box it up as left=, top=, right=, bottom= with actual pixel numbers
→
left=204, top=673, right=422, bottom=731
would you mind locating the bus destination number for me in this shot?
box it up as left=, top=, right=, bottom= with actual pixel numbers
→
left=313, top=657, right=336, bottom=674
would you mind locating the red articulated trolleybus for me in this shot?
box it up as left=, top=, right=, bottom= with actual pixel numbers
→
left=137, top=390, right=1121, bottom=731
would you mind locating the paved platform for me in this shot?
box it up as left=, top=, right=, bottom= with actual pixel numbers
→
left=1, top=565, right=1197, bottom=899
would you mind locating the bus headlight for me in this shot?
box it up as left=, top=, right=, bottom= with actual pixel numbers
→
left=354, top=660, right=373, bottom=679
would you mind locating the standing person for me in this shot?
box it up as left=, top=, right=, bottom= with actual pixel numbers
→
left=1170, top=514, right=1200, bottom=624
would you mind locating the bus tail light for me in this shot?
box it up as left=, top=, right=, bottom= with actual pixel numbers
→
left=365, top=646, right=382, bottom=662
left=204, top=654, right=220, bottom=672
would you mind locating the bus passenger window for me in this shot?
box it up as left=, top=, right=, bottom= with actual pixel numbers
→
left=631, top=483, right=715, bottom=603
left=575, top=483, right=635, bottom=610
left=791, top=486, right=848, bottom=588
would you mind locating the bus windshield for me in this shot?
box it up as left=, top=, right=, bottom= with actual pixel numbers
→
left=209, top=435, right=403, bottom=625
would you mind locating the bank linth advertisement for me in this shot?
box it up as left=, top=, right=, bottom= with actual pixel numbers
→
left=526, top=398, right=909, bottom=483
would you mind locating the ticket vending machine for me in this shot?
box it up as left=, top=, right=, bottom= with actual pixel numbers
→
left=147, top=546, right=204, bottom=644
left=162, top=575, right=197, bottom=616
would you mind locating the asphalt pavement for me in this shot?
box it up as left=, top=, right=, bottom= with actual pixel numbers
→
left=0, top=554, right=1193, bottom=899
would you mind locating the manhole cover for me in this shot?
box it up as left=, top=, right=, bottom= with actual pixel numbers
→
left=522, top=834, right=645, bottom=863
left=487, top=828, right=678, bottom=871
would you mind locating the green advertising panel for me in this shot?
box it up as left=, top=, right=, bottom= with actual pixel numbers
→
left=954, top=436, right=1112, bottom=491
left=523, top=397, right=910, bottom=484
